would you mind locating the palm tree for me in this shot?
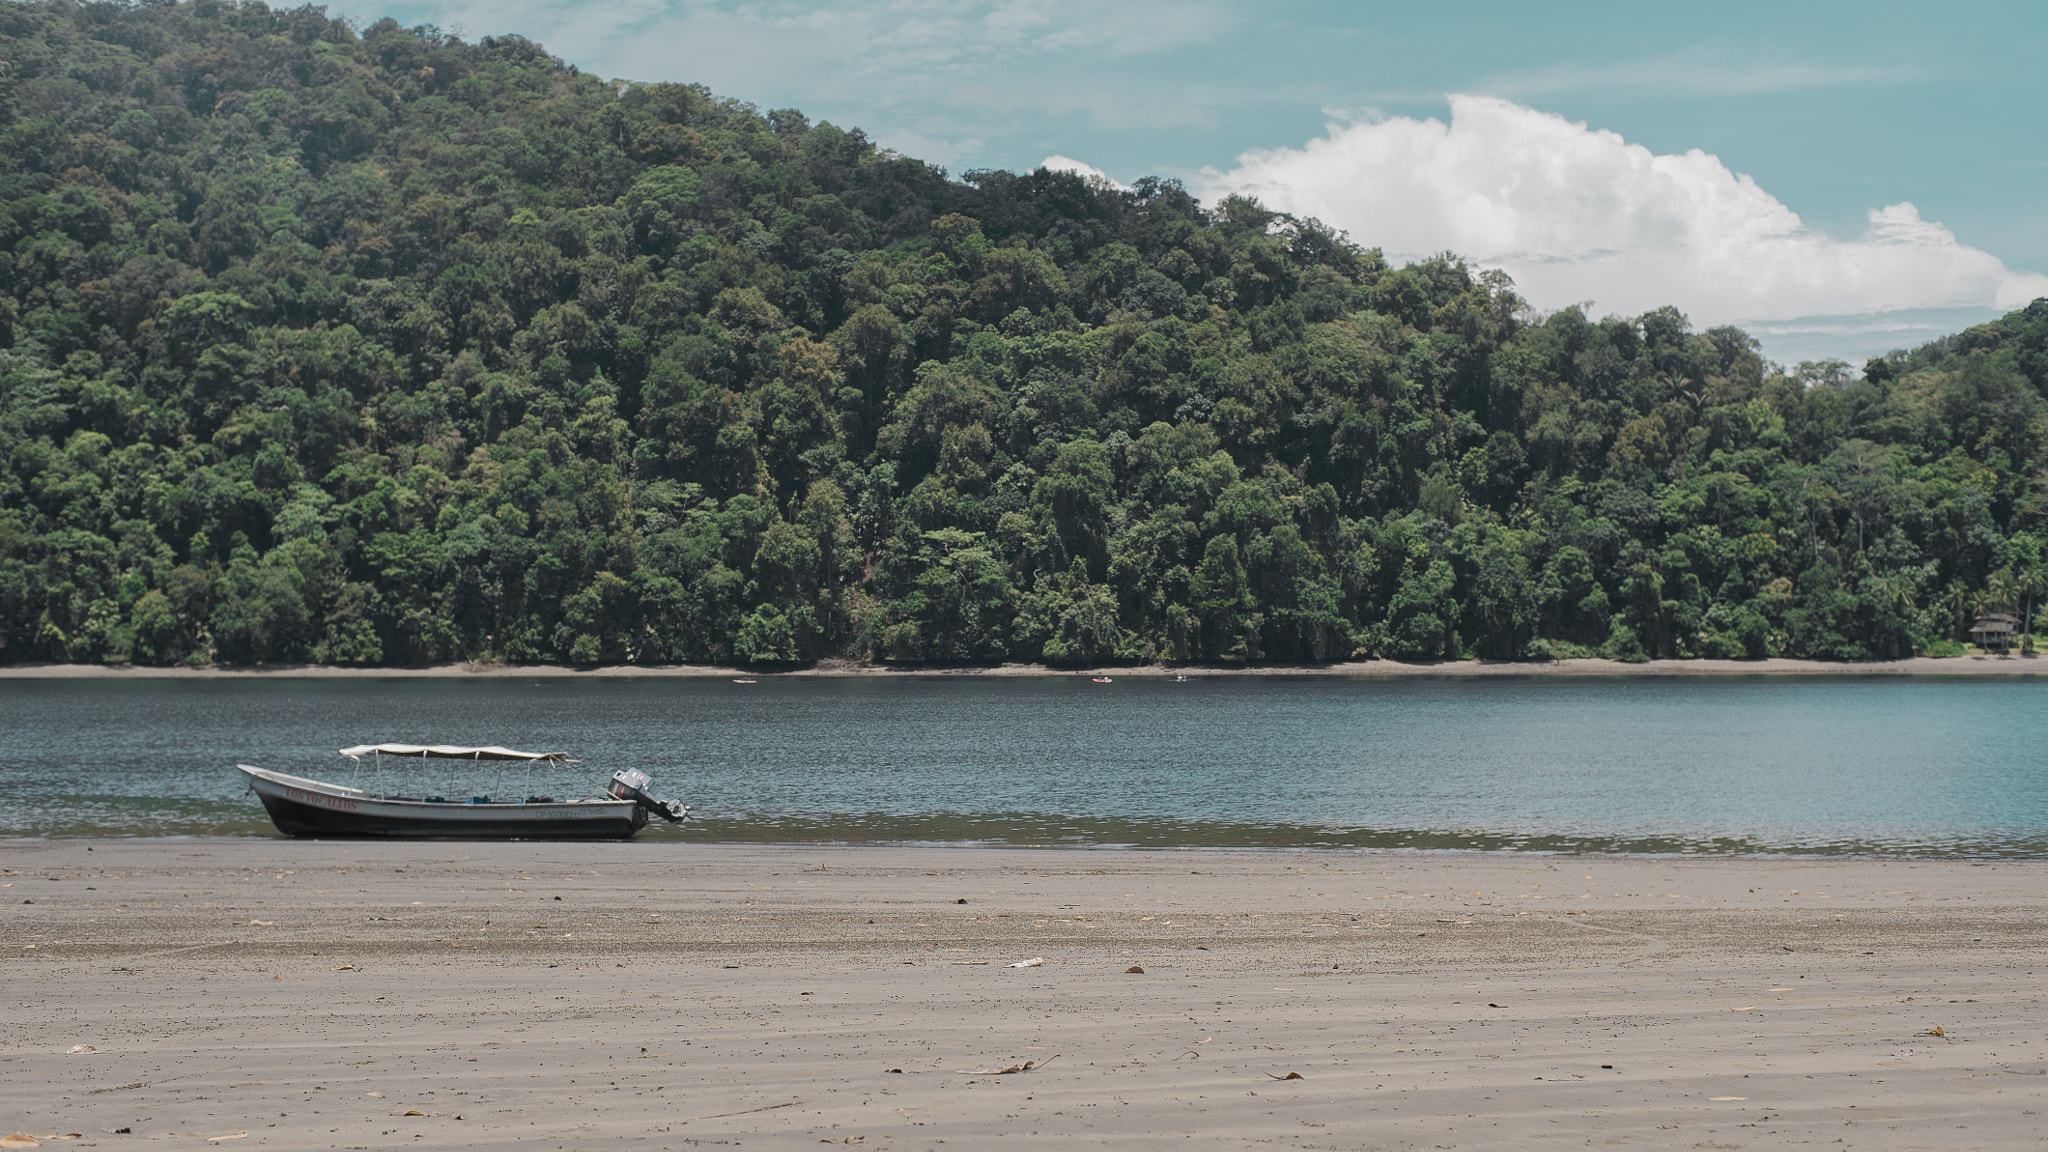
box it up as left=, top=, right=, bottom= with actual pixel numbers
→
left=1866, top=573, right=1917, bottom=657
left=1985, top=569, right=2019, bottom=654
left=1869, top=573, right=1916, bottom=616
left=1987, top=569, right=2017, bottom=616
left=1942, top=581, right=1973, bottom=639
left=2017, top=565, right=2048, bottom=655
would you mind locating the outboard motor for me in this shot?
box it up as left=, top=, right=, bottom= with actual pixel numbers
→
left=608, top=769, right=690, bottom=824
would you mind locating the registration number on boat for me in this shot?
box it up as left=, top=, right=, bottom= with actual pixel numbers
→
left=284, top=787, right=358, bottom=811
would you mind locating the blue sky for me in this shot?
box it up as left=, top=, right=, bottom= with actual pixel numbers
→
left=333, top=0, right=2047, bottom=366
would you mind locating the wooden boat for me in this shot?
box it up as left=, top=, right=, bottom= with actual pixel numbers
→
left=239, top=744, right=689, bottom=840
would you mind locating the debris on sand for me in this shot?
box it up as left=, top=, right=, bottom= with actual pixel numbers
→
left=958, top=1055, right=1058, bottom=1075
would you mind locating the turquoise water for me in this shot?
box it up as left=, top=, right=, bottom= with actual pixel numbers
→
left=1, top=676, right=2045, bottom=855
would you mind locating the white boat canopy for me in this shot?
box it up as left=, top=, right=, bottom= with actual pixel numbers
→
left=339, top=744, right=576, bottom=762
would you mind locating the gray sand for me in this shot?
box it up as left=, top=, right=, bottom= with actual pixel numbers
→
left=4, top=653, right=2047, bottom=678
left=4, top=841, right=2046, bottom=1148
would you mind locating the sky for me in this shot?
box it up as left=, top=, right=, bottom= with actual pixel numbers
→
left=330, top=0, right=2048, bottom=368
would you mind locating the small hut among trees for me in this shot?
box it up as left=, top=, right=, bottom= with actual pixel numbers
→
left=1970, top=612, right=2019, bottom=653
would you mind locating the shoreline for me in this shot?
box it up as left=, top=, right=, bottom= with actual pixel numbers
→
left=1, top=833, right=2041, bottom=860
left=6, top=839, right=2046, bottom=1148
left=4, top=652, right=2047, bottom=678
left=3, top=827, right=2043, bottom=858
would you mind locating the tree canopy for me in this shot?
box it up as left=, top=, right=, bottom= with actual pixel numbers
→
left=5, top=0, right=2048, bottom=667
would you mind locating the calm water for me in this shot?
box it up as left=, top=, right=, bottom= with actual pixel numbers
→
left=1, top=676, right=2045, bottom=855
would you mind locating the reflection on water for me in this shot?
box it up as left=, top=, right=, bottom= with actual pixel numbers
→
left=2, top=675, right=2045, bottom=855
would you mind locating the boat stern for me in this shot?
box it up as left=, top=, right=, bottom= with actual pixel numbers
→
left=606, top=769, right=691, bottom=825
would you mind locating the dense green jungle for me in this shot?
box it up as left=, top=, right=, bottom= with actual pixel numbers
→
left=5, top=1, right=2048, bottom=668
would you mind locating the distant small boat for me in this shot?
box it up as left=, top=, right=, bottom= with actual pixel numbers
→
left=1091, top=676, right=1113, bottom=683
left=1174, top=674, right=1187, bottom=682
left=239, top=744, right=689, bottom=840
left=733, top=678, right=757, bottom=684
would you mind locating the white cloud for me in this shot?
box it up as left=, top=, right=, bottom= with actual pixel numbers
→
left=1040, top=155, right=1129, bottom=190
left=1196, top=95, right=2048, bottom=329
left=1740, top=305, right=2011, bottom=368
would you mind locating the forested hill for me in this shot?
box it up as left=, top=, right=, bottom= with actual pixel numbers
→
left=4, top=3, right=2048, bottom=668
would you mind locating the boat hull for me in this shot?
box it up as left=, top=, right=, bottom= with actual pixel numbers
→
left=241, top=766, right=646, bottom=840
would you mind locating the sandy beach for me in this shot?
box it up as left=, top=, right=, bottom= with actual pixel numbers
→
left=3, top=653, right=2047, bottom=679
left=4, top=841, right=2045, bottom=1149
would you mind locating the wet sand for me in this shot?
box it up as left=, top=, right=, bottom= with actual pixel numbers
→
left=2, top=653, right=2045, bottom=678
left=5, top=841, right=2047, bottom=1149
